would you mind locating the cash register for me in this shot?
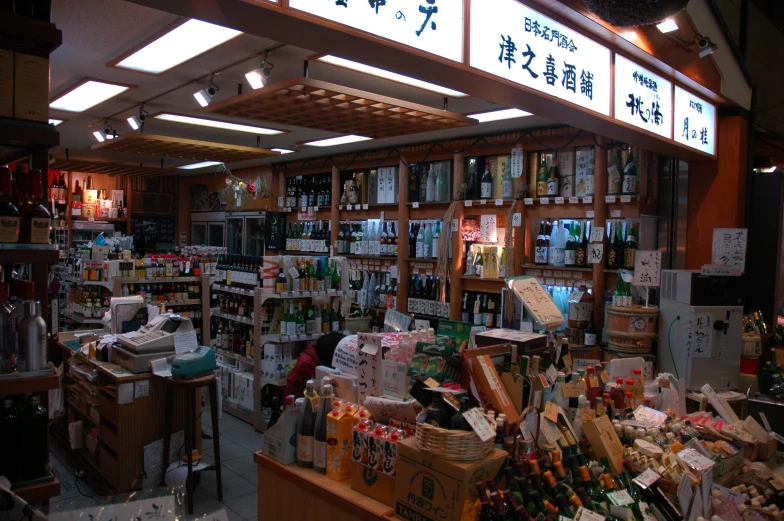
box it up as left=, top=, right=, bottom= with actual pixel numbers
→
left=113, top=314, right=195, bottom=372
left=172, top=346, right=216, bottom=380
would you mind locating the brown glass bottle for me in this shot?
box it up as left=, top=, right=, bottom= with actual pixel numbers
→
left=19, top=170, right=51, bottom=244
left=0, top=167, right=20, bottom=243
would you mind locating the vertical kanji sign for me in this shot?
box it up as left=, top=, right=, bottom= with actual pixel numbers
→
left=633, top=251, right=662, bottom=286
left=711, top=228, right=747, bottom=272
left=673, top=86, right=716, bottom=156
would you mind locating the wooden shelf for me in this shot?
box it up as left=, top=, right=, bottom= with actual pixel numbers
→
left=459, top=275, right=505, bottom=283
left=0, top=244, right=59, bottom=264
left=0, top=12, right=62, bottom=53
left=48, top=157, right=177, bottom=178
left=207, top=76, right=476, bottom=140
left=521, top=264, right=593, bottom=272
left=72, top=216, right=129, bottom=223
left=340, top=254, right=397, bottom=262
left=0, top=117, right=59, bottom=161
left=12, top=476, right=60, bottom=504
left=0, top=368, right=58, bottom=396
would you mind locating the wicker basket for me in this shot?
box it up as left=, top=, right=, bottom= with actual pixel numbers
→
left=415, top=421, right=495, bottom=461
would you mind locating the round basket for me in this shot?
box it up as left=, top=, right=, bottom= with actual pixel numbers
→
left=606, top=331, right=656, bottom=351
left=606, top=305, right=659, bottom=334
left=415, top=421, right=494, bottom=461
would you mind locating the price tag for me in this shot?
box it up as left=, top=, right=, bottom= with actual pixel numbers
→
left=633, top=468, right=661, bottom=489
left=545, top=278, right=555, bottom=285
left=771, top=432, right=784, bottom=444
left=600, top=370, right=610, bottom=383
left=555, top=197, right=565, bottom=204
left=423, top=377, right=440, bottom=388
left=605, top=195, right=616, bottom=203
left=586, top=211, right=595, bottom=218
left=524, top=198, right=534, bottom=205
left=610, top=210, right=621, bottom=218
left=480, top=199, right=487, bottom=205
left=412, top=202, right=419, bottom=208
left=590, top=227, right=605, bottom=243
left=544, top=401, right=560, bottom=423
left=495, top=199, right=503, bottom=206
left=463, top=408, right=496, bottom=442
left=540, top=197, right=550, bottom=204
left=314, top=206, right=319, bottom=212
left=583, top=196, right=593, bottom=204
left=546, top=364, right=558, bottom=384
left=569, top=197, right=579, bottom=204
left=620, top=195, right=632, bottom=203
left=363, top=204, right=369, bottom=210
left=519, top=410, right=537, bottom=441
left=288, top=267, right=300, bottom=279
left=555, top=279, right=565, bottom=287
left=581, top=408, right=597, bottom=422
left=512, top=213, right=522, bottom=227
left=277, top=197, right=284, bottom=207
left=451, top=219, right=459, bottom=232
left=338, top=206, right=342, bottom=210
left=465, top=200, right=473, bottom=207
left=347, top=204, right=353, bottom=210
left=607, top=490, right=635, bottom=506
left=576, top=508, right=606, bottom=521
left=540, top=414, right=563, bottom=444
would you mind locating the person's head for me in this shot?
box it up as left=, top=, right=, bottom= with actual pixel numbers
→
left=315, top=331, right=345, bottom=366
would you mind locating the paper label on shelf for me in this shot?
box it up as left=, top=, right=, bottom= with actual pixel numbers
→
left=412, top=202, right=419, bottom=208
left=512, top=213, right=522, bottom=227
left=277, top=197, right=284, bottom=207
left=610, top=210, right=621, bottom=218
left=555, top=197, right=564, bottom=204
left=464, top=200, right=473, bottom=207
left=118, top=382, right=134, bottom=405
left=540, top=197, right=550, bottom=204
left=451, top=219, right=459, bottom=232
left=480, top=199, right=487, bottom=205
left=135, top=380, right=150, bottom=399
left=347, top=204, right=353, bottom=210
left=174, top=331, right=198, bottom=355
left=620, top=195, right=632, bottom=203
left=583, top=196, right=593, bottom=204
left=569, top=197, right=579, bottom=204
left=363, top=204, right=369, bottom=210
left=605, top=195, right=617, bottom=203
left=586, top=210, right=595, bottom=218
left=495, top=199, right=503, bottom=206
left=463, top=408, right=496, bottom=442
left=524, top=198, right=534, bottom=205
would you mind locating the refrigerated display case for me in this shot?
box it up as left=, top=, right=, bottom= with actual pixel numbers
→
left=224, top=211, right=286, bottom=256
left=191, top=212, right=226, bottom=248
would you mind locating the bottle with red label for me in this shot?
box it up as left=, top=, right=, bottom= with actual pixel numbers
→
left=0, top=167, right=20, bottom=243
left=19, top=170, right=51, bottom=244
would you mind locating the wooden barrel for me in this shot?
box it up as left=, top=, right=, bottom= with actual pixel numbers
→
left=606, top=305, right=658, bottom=353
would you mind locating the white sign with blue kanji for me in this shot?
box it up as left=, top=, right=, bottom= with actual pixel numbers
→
left=614, top=54, right=672, bottom=138
left=290, top=0, right=464, bottom=62
left=469, top=0, right=611, bottom=116
left=674, top=86, right=716, bottom=156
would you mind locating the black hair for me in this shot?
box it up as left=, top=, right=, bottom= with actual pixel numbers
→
left=315, top=331, right=345, bottom=366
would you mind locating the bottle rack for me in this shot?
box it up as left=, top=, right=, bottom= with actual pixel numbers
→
left=275, top=134, right=658, bottom=334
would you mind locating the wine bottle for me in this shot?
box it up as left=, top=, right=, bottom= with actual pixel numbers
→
left=534, top=221, right=548, bottom=265
left=480, top=160, right=492, bottom=199
left=622, top=151, right=637, bottom=195
left=313, top=383, right=332, bottom=474
left=536, top=159, right=548, bottom=197
left=296, top=380, right=317, bottom=467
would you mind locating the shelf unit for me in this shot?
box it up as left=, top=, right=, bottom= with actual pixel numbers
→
left=272, top=129, right=657, bottom=332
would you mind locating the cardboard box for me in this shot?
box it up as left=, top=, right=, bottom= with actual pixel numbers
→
left=326, top=409, right=353, bottom=481
left=470, top=355, right=519, bottom=423
left=395, top=437, right=507, bottom=521
left=14, top=53, right=48, bottom=122
left=583, top=415, right=625, bottom=475
left=91, top=245, right=109, bottom=261
left=261, top=398, right=300, bottom=465
left=475, top=329, right=547, bottom=355
left=351, top=461, right=395, bottom=507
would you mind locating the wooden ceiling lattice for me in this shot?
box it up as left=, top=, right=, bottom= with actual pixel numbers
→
left=207, top=77, right=477, bottom=140
left=48, top=158, right=178, bottom=177
left=91, top=133, right=279, bottom=163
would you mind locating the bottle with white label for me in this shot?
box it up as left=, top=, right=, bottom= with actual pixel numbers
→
left=534, top=221, right=548, bottom=265
left=501, top=160, right=513, bottom=199
left=584, top=319, right=597, bottom=346
left=296, top=380, right=316, bottom=468
left=480, top=160, right=492, bottom=199
left=547, top=165, right=559, bottom=196
left=426, top=164, right=435, bottom=202
left=622, top=152, right=637, bottom=195
left=313, top=383, right=332, bottom=474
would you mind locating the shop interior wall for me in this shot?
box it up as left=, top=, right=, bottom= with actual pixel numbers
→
left=177, top=165, right=276, bottom=245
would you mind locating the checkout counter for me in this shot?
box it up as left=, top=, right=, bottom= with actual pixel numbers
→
left=55, top=311, right=212, bottom=492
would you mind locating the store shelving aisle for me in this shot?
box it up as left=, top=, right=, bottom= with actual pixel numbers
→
left=46, top=411, right=260, bottom=521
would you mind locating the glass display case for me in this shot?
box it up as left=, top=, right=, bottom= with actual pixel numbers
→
left=226, top=215, right=244, bottom=255
left=245, top=216, right=266, bottom=257
left=191, top=212, right=226, bottom=248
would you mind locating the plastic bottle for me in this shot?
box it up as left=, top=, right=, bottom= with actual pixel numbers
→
left=632, top=368, right=645, bottom=407
left=572, top=395, right=589, bottom=440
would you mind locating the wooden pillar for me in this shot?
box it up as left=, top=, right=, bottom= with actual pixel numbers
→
left=593, top=138, right=608, bottom=331
left=686, top=115, right=748, bottom=269
left=450, top=153, right=465, bottom=320
left=330, top=165, right=340, bottom=255
left=397, top=159, right=410, bottom=313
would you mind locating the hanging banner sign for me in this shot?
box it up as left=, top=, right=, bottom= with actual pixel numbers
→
left=289, top=0, right=464, bottom=63
left=614, top=54, right=673, bottom=139
left=469, top=0, right=611, bottom=116
left=673, top=86, right=717, bottom=156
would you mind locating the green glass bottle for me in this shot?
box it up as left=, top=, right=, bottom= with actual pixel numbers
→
left=331, top=260, right=341, bottom=290
left=623, top=222, right=637, bottom=270
left=622, top=152, right=637, bottom=195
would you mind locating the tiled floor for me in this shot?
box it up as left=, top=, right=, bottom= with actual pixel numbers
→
left=48, top=410, right=261, bottom=520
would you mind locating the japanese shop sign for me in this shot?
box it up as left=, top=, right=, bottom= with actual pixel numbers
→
left=684, top=313, right=713, bottom=359
left=289, top=0, right=463, bottom=62
left=614, top=54, right=672, bottom=138
left=711, top=228, right=747, bottom=272
left=674, top=86, right=716, bottom=155
left=469, top=0, right=611, bottom=116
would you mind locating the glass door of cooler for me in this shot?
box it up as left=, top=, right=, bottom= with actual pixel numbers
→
left=244, top=217, right=266, bottom=256
left=191, top=223, right=207, bottom=246
left=207, top=222, right=225, bottom=247
left=226, top=217, right=244, bottom=255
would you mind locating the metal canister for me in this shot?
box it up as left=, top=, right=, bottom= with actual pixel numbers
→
left=20, top=301, right=47, bottom=371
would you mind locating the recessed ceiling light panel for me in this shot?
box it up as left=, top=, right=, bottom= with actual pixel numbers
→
left=155, top=113, right=284, bottom=135
left=656, top=19, right=678, bottom=33
left=468, top=108, right=532, bottom=123
left=316, top=55, right=468, bottom=98
left=113, top=19, right=242, bottom=74
left=304, top=135, right=372, bottom=147
left=50, top=80, right=130, bottom=112
left=271, top=148, right=295, bottom=154
left=177, top=161, right=224, bottom=170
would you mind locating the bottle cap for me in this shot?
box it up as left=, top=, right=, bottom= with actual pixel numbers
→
left=634, top=369, right=642, bottom=375
left=616, top=377, right=624, bottom=384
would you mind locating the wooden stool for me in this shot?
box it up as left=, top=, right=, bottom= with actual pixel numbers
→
left=161, top=374, right=222, bottom=514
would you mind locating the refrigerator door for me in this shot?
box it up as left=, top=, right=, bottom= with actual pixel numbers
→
left=226, top=217, right=243, bottom=255
left=191, top=223, right=207, bottom=246
left=207, top=222, right=225, bottom=247
left=244, top=216, right=266, bottom=257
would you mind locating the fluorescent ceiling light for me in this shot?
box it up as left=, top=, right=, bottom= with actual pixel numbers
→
left=316, top=55, right=467, bottom=98
left=177, top=161, right=224, bottom=170
left=115, top=19, right=241, bottom=74
left=271, top=148, right=295, bottom=154
left=49, top=119, right=63, bottom=126
left=50, top=80, right=129, bottom=112
left=656, top=19, right=678, bottom=33
left=468, top=108, right=532, bottom=123
left=304, top=135, right=372, bottom=147
left=155, top=113, right=283, bottom=135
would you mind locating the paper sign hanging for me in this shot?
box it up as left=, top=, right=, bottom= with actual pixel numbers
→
left=589, top=227, right=605, bottom=243
left=684, top=314, right=713, bottom=359
left=587, top=244, right=603, bottom=264
left=480, top=215, right=498, bottom=243
left=507, top=276, right=564, bottom=328
left=712, top=228, right=747, bottom=272
left=511, top=147, right=524, bottom=178
left=357, top=333, right=383, bottom=402
left=633, top=251, right=662, bottom=286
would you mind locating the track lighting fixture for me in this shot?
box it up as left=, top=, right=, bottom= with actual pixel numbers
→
left=245, top=54, right=274, bottom=90
left=696, top=34, right=718, bottom=58
left=94, top=120, right=117, bottom=142
left=194, top=77, right=220, bottom=107
left=127, top=105, right=148, bottom=131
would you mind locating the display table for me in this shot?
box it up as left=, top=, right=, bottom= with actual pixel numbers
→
left=254, top=453, right=395, bottom=521
left=56, top=330, right=201, bottom=492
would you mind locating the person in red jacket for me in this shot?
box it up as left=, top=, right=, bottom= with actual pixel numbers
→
left=284, top=332, right=345, bottom=397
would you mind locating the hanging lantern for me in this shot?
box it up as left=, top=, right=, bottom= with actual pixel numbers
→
left=581, top=0, right=688, bottom=27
